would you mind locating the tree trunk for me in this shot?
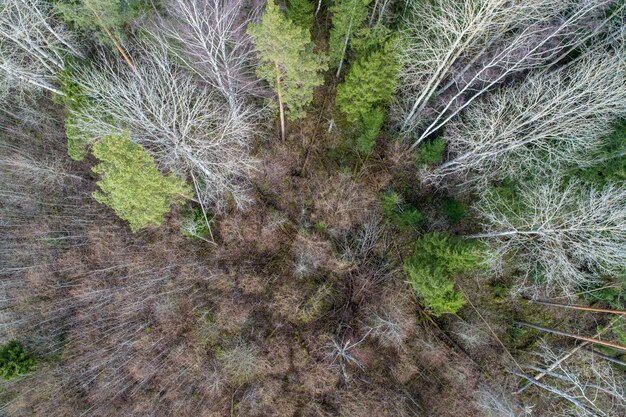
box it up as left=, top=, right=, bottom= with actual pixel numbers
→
left=528, top=299, right=626, bottom=315
left=516, top=321, right=626, bottom=352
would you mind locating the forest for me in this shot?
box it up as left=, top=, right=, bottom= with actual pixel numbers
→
left=0, top=0, right=625, bottom=415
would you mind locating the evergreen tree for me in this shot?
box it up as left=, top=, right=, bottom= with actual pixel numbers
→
left=329, top=0, right=371, bottom=76
left=335, top=34, right=398, bottom=124
left=415, top=137, right=446, bottom=166
left=92, top=134, right=191, bottom=232
left=336, top=27, right=399, bottom=153
left=286, top=0, right=315, bottom=30
left=404, top=232, right=487, bottom=315
left=248, top=0, right=327, bottom=140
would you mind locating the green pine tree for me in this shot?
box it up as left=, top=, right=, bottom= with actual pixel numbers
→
left=248, top=1, right=328, bottom=140
left=92, top=134, right=192, bottom=232
left=329, top=0, right=371, bottom=75
left=286, top=0, right=315, bottom=30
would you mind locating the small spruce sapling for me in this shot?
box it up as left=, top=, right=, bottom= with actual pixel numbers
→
left=336, top=26, right=399, bottom=154
left=404, top=232, right=486, bottom=315
left=381, top=191, right=423, bottom=228
left=0, top=341, right=35, bottom=380
left=415, top=137, right=445, bottom=166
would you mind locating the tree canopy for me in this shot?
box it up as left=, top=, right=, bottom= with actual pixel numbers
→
left=92, top=133, right=191, bottom=232
left=248, top=0, right=327, bottom=138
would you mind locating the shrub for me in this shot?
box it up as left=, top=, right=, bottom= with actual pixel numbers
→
left=404, top=232, right=486, bottom=315
left=218, top=344, right=263, bottom=385
left=180, top=206, right=213, bottom=241
left=0, top=341, right=35, bottom=380
left=65, top=116, right=90, bottom=161
left=574, top=120, right=626, bottom=186
left=441, top=197, right=468, bottom=224
left=381, top=191, right=423, bottom=229
left=296, top=283, right=334, bottom=323
left=415, top=137, right=445, bottom=165
left=92, top=133, right=192, bottom=232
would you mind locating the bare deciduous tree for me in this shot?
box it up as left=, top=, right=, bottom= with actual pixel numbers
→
left=0, top=0, right=81, bottom=97
left=520, top=344, right=626, bottom=416
left=397, top=0, right=622, bottom=147
left=429, top=51, right=626, bottom=185
left=154, top=0, right=264, bottom=110
left=68, top=43, right=257, bottom=210
left=470, top=177, right=626, bottom=296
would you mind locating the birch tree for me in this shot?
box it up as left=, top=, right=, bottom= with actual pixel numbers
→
left=471, top=177, right=626, bottom=296
left=155, top=0, right=263, bottom=111
left=66, top=43, right=257, bottom=210
left=0, top=0, right=81, bottom=97
left=519, top=344, right=626, bottom=417
left=430, top=51, right=626, bottom=185
left=248, top=0, right=327, bottom=140
left=397, top=0, right=622, bottom=147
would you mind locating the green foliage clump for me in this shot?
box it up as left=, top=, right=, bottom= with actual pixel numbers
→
left=180, top=206, right=213, bottom=241
left=54, top=0, right=149, bottom=41
left=404, top=233, right=486, bottom=315
left=248, top=1, right=327, bottom=121
left=92, top=133, right=191, bottom=232
left=286, top=0, right=314, bottom=30
left=0, top=341, right=35, bottom=380
left=329, top=0, right=371, bottom=69
left=574, top=120, right=626, bottom=186
left=381, top=191, right=423, bottom=229
left=441, top=197, right=468, bottom=224
left=415, top=137, right=446, bottom=166
left=581, top=274, right=626, bottom=309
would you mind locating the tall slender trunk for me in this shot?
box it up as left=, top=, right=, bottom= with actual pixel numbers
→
left=336, top=1, right=357, bottom=78
left=516, top=321, right=626, bottom=352
left=465, top=229, right=540, bottom=239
